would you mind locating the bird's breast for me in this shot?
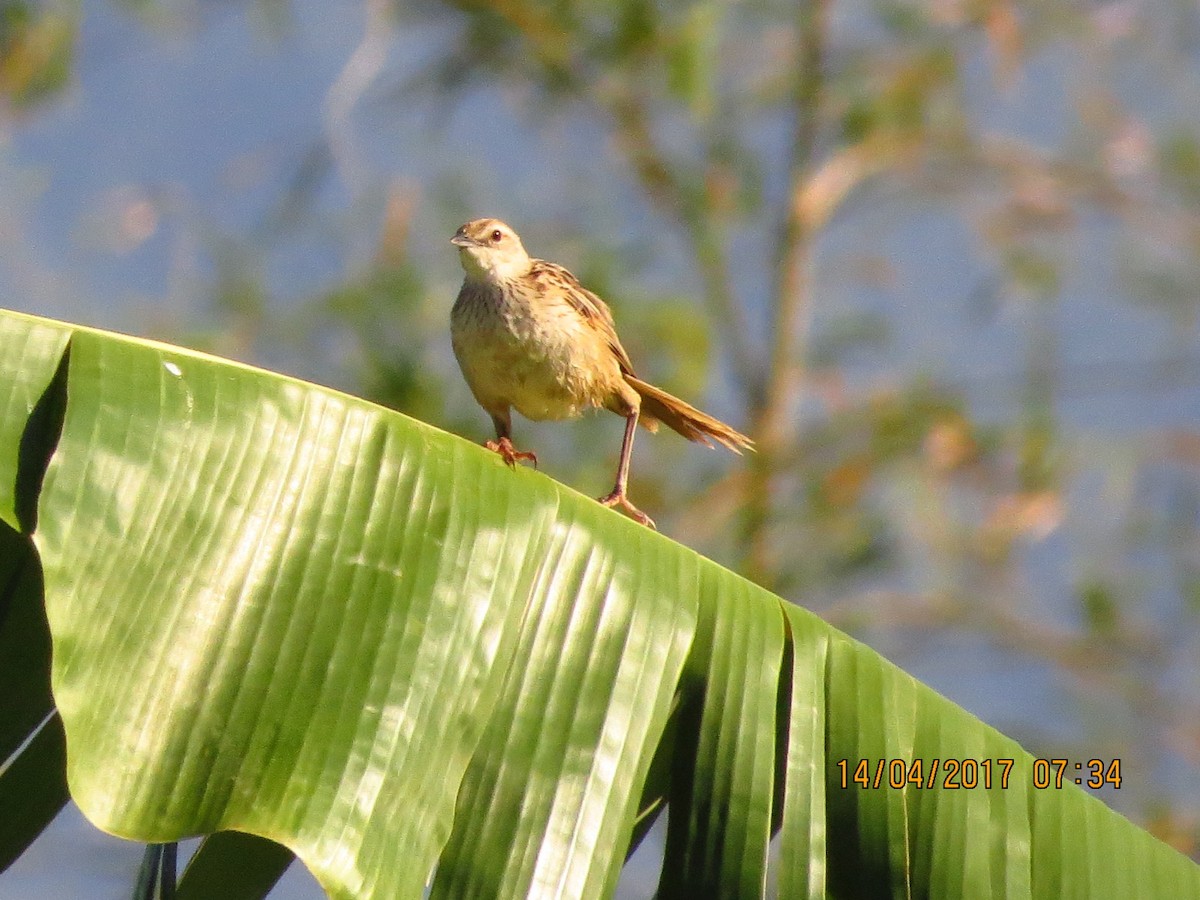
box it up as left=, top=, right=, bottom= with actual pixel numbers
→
left=451, top=280, right=620, bottom=421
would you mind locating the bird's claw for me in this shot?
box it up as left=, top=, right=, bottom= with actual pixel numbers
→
left=486, top=437, right=538, bottom=469
left=598, top=488, right=656, bottom=529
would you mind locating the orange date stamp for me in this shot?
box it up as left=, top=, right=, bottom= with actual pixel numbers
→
left=835, top=758, right=1122, bottom=790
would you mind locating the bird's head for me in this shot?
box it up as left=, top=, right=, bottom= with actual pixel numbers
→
left=451, top=219, right=532, bottom=282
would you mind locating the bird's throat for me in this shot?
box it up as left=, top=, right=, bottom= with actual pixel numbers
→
left=459, top=250, right=532, bottom=284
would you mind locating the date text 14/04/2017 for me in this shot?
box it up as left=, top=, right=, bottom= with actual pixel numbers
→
left=835, top=758, right=1122, bottom=791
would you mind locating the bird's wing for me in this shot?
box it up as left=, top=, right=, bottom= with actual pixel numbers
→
left=530, top=259, right=638, bottom=375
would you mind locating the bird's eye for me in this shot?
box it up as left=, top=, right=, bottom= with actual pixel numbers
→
left=491, top=229, right=503, bottom=242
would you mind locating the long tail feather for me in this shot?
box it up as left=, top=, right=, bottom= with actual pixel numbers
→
left=626, top=376, right=754, bottom=453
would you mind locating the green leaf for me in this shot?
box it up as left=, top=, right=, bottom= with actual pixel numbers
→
left=178, top=831, right=294, bottom=900
left=36, top=324, right=569, bottom=897
left=133, top=842, right=177, bottom=900
left=0, top=523, right=52, bottom=762
left=0, top=309, right=72, bottom=532
left=430, top=513, right=695, bottom=899
left=659, top=573, right=783, bottom=897
left=774, top=604, right=828, bottom=898
left=0, top=712, right=68, bottom=874
left=0, top=521, right=67, bottom=874
left=2, top=308, right=1198, bottom=898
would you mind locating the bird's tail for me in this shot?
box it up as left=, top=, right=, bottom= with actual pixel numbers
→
left=626, top=376, right=754, bottom=454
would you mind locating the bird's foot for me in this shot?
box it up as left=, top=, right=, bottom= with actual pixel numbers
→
left=485, top=437, right=538, bottom=469
left=598, top=488, right=656, bottom=530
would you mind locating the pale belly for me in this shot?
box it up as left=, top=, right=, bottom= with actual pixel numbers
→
left=451, top=294, right=617, bottom=421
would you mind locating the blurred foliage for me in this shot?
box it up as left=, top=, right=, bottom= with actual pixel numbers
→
left=1160, top=130, right=1200, bottom=208
left=318, top=263, right=444, bottom=420
left=1079, top=579, right=1120, bottom=639
left=781, top=384, right=985, bottom=592
left=0, top=0, right=75, bottom=109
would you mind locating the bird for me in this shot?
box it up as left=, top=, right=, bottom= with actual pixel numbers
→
left=449, top=217, right=753, bottom=529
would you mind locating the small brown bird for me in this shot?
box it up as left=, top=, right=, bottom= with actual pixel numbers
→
left=450, top=218, right=753, bottom=528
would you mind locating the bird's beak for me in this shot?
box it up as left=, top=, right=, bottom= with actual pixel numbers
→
left=450, top=233, right=475, bottom=248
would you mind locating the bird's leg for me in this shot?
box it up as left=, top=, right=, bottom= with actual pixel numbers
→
left=598, top=411, right=656, bottom=529
left=487, top=437, right=538, bottom=468
left=485, top=413, right=538, bottom=468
